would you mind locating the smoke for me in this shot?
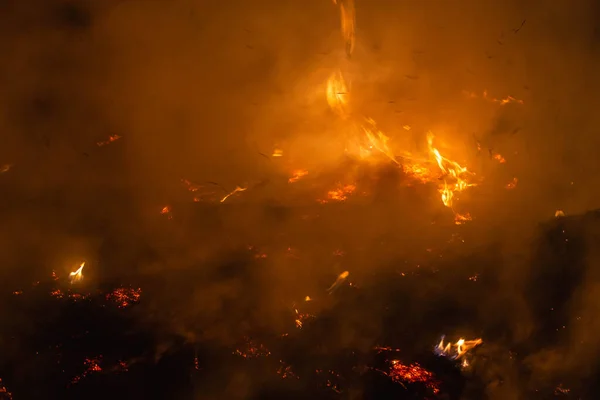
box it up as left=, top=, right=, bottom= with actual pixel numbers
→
left=2, top=0, right=600, bottom=397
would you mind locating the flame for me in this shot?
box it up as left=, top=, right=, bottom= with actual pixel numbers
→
left=289, top=169, right=308, bottom=183
left=434, top=336, right=482, bottom=362
left=332, top=0, right=355, bottom=57
left=220, top=186, right=247, bottom=203
left=464, top=90, right=524, bottom=105
left=320, top=184, right=356, bottom=203
left=326, top=70, right=350, bottom=117
left=493, top=153, right=506, bottom=163
left=0, top=164, right=12, bottom=173
left=272, top=148, right=283, bottom=157
left=427, top=133, right=476, bottom=218
left=69, top=262, right=85, bottom=284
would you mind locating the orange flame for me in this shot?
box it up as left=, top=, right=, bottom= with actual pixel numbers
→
left=69, top=262, right=85, bottom=284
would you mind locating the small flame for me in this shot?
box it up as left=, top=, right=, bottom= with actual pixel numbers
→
left=320, top=184, right=356, bottom=203
left=464, top=90, right=524, bottom=105
left=493, top=153, right=506, bottom=163
left=220, top=186, right=247, bottom=203
left=289, top=169, right=308, bottom=183
left=434, top=335, right=482, bottom=363
left=272, top=148, right=284, bottom=157
left=69, top=262, right=85, bottom=284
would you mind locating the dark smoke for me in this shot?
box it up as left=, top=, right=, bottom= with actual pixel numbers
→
left=2, top=0, right=600, bottom=398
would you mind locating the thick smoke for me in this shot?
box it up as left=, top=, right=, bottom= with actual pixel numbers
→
left=1, top=0, right=600, bottom=397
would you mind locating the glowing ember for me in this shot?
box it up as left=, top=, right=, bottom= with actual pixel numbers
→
left=327, top=270, right=349, bottom=293
left=0, top=379, right=13, bottom=400
left=506, top=177, right=518, bottom=189
left=105, top=287, right=142, bottom=308
left=71, top=357, right=103, bottom=385
left=220, top=186, right=247, bottom=203
left=69, top=262, right=85, bottom=284
left=555, top=210, right=566, bottom=218
left=288, top=169, right=308, bottom=183
left=384, top=360, right=441, bottom=394
left=233, top=338, right=270, bottom=358
left=463, top=90, right=524, bottom=105
left=277, top=361, right=299, bottom=379
left=160, top=205, right=172, bottom=219
left=294, top=309, right=314, bottom=329
left=0, top=164, right=12, bottom=173
left=96, top=134, right=122, bottom=147
left=493, top=153, right=506, bottom=163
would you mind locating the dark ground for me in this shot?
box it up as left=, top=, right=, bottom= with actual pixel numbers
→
left=0, top=204, right=598, bottom=399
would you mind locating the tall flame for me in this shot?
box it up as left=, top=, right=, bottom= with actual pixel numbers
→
left=333, top=0, right=356, bottom=58
left=326, top=70, right=350, bottom=117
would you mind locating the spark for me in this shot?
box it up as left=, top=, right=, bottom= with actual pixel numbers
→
left=327, top=271, right=349, bottom=293
left=220, top=186, right=247, bottom=203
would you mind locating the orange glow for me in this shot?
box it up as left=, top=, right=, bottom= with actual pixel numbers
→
left=288, top=169, right=308, bottom=183
left=96, top=134, right=122, bottom=147
left=506, top=177, right=518, bottom=189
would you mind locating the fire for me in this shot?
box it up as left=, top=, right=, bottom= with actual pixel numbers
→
left=320, top=184, right=356, bottom=203
left=434, top=336, right=482, bottom=362
left=220, top=186, right=247, bottom=203
left=105, top=287, right=142, bottom=308
left=69, top=262, right=85, bottom=284
left=96, top=134, right=122, bottom=147
left=272, top=148, right=283, bottom=157
left=288, top=169, right=308, bottom=183
left=332, top=0, right=355, bottom=57
left=0, top=164, right=12, bottom=173
left=427, top=133, right=476, bottom=216
left=493, top=153, right=506, bottom=163
left=463, top=90, right=524, bottom=105
left=326, top=70, right=350, bottom=117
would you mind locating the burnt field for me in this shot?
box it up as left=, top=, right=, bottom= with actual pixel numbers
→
left=1, top=202, right=598, bottom=399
